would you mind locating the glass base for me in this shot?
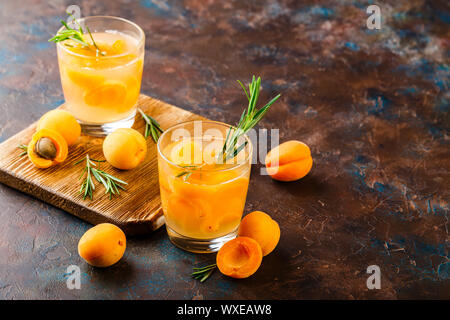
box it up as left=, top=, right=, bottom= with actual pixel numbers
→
left=78, top=111, right=136, bottom=137
left=166, top=225, right=238, bottom=253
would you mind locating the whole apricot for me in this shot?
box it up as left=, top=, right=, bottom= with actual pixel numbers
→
left=103, top=128, right=147, bottom=170
left=265, top=140, right=313, bottom=182
left=78, top=223, right=126, bottom=268
left=37, top=109, right=81, bottom=146
left=216, top=237, right=263, bottom=279
left=238, top=211, right=280, bottom=256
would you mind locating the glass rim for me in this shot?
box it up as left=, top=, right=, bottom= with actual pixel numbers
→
left=56, top=15, right=145, bottom=59
left=157, top=120, right=253, bottom=173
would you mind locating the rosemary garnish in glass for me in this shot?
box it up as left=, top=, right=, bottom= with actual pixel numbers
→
left=175, top=164, right=205, bottom=181
left=138, top=108, right=164, bottom=143
left=49, top=12, right=105, bottom=56
left=217, top=76, right=281, bottom=163
left=192, top=264, right=217, bottom=282
left=75, top=154, right=127, bottom=200
left=176, top=76, right=280, bottom=179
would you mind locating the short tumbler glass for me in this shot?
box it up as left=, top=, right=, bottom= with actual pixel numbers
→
left=56, top=16, right=145, bottom=136
left=157, top=120, right=252, bottom=253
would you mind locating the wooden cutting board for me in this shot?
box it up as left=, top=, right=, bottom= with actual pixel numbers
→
left=0, top=95, right=205, bottom=235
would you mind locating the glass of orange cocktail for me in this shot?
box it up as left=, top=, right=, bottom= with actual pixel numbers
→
left=157, top=121, right=252, bottom=253
left=56, top=16, right=144, bottom=136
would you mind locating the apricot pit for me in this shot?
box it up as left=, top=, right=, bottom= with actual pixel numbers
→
left=27, top=129, right=68, bottom=168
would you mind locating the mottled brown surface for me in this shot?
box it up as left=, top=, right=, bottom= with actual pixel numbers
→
left=0, top=0, right=448, bottom=299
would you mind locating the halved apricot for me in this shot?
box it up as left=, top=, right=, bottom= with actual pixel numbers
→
left=265, top=140, right=313, bottom=182
left=66, top=68, right=105, bottom=89
left=216, top=237, right=263, bottom=279
left=27, top=129, right=68, bottom=168
left=84, top=80, right=127, bottom=109
left=165, top=194, right=207, bottom=237
left=212, top=208, right=243, bottom=234
left=134, top=58, right=144, bottom=76
left=238, top=211, right=280, bottom=256
left=121, top=77, right=141, bottom=113
left=159, top=172, right=174, bottom=195
left=111, top=39, right=127, bottom=54
left=218, top=177, right=249, bottom=198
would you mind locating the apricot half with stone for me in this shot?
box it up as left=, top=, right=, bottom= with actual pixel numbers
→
left=27, top=129, right=68, bottom=168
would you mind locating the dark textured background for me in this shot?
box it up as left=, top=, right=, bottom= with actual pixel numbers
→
left=0, top=0, right=448, bottom=299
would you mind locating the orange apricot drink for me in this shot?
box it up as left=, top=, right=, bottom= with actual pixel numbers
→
left=157, top=121, right=252, bottom=252
left=56, top=17, right=144, bottom=135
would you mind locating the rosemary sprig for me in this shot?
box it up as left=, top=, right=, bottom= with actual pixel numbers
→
left=17, top=144, right=28, bottom=157
left=49, top=20, right=89, bottom=46
left=138, top=108, right=163, bottom=143
left=86, top=25, right=105, bottom=56
left=75, top=154, right=127, bottom=200
left=192, top=264, right=217, bottom=282
left=176, top=164, right=205, bottom=181
left=49, top=12, right=105, bottom=56
left=175, top=170, right=191, bottom=179
left=175, top=76, right=280, bottom=179
left=218, top=76, right=281, bottom=163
